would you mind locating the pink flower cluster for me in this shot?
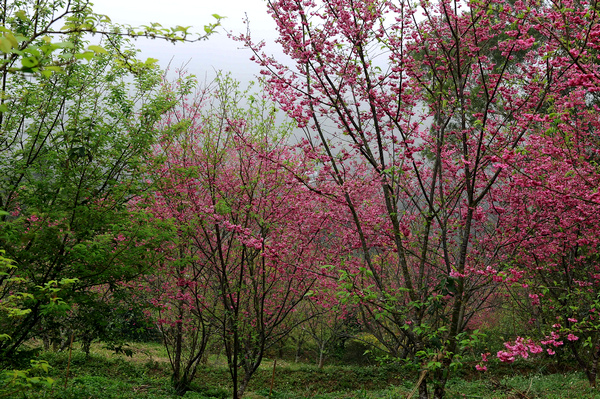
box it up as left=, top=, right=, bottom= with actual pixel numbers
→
left=498, top=329, right=576, bottom=361
left=540, top=331, right=565, bottom=354
left=497, top=337, right=543, bottom=363
left=476, top=352, right=490, bottom=371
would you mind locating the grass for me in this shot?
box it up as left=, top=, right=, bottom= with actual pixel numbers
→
left=6, top=341, right=600, bottom=398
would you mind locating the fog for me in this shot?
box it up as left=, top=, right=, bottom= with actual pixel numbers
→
left=92, top=0, right=288, bottom=85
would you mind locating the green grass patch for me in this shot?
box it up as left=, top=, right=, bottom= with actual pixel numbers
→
left=6, top=343, right=600, bottom=398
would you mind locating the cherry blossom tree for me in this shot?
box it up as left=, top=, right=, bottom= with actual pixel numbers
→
left=238, top=0, right=600, bottom=396
left=131, top=231, right=216, bottom=395
left=492, top=82, right=600, bottom=386
left=143, top=74, right=337, bottom=397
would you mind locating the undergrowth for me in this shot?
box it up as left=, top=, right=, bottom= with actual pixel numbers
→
left=4, top=342, right=600, bottom=398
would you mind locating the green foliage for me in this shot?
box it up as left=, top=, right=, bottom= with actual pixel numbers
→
left=341, top=334, right=386, bottom=365
left=0, top=249, right=32, bottom=326
left=0, top=0, right=222, bottom=78
left=38, top=279, right=80, bottom=316
left=0, top=359, right=55, bottom=398
left=0, top=250, right=60, bottom=398
left=0, top=9, right=191, bottom=357
left=0, top=249, right=77, bottom=343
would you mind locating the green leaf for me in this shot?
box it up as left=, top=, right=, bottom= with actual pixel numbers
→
left=44, top=66, right=63, bottom=73
left=15, top=10, right=27, bottom=21
left=76, top=51, right=94, bottom=61
left=0, top=104, right=8, bottom=113
left=5, top=33, right=18, bottom=48
left=173, top=25, right=191, bottom=33
left=37, top=361, right=50, bottom=373
left=21, top=56, right=39, bottom=68
left=215, top=198, right=231, bottom=215
left=0, top=37, right=12, bottom=53
left=88, top=45, right=108, bottom=54
left=53, top=41, right=75, bottom=49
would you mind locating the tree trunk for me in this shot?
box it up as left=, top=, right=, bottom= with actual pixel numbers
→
left=173, top=320, right=183, bottom=388
left=295, top=331, right=304, bottom=363
left=43, top=334, right=50, bottom=351
left=81, top=335, right=92, bottom=359
left=173, top=376, right=189, bottom=396
left=317, top=344, right=325, bottom=369
left=585, top=345, right=599, bottom=388
left=418, top=377, right=428, bottom=399
left=570, top=343, right=598, bottom=388
left=237, top=374, right=251, bottom=398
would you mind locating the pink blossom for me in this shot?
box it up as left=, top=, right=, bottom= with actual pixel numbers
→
left=528, top=293, right=540, bottom=306
left=497, top=351, right=515, bottom=363
left=449, top=269, right=467, bottom=278
left=527, top=343, right=543, bottom=354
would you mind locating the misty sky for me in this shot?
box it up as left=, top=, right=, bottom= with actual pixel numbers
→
left=92, top=0, right=287, bottom=85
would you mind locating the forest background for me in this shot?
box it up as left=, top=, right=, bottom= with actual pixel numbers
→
left=2, top=0, right=600, bottom=399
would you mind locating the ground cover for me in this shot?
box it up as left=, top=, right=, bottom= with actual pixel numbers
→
left=6, top=342, right=599, bottom=398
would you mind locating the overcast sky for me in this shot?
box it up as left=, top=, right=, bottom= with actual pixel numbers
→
left=92, top=0, right=286, bottom=85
